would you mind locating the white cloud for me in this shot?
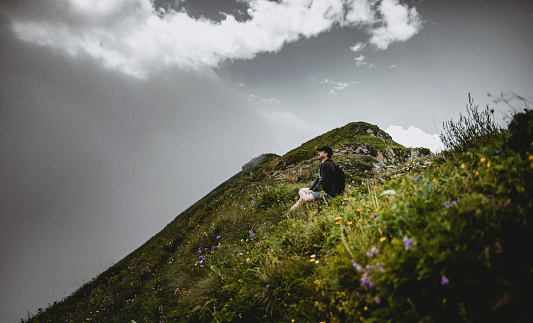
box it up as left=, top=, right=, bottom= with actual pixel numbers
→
left=354, top=54, right=376, bottom=68
left=320, top=78, right=355, bottom=95
left=369, top=0, right=422, bottom=49
left=248, top=94, right=281, bottom=105
left=385, top=125, right=444, bottom=153
left=5, top=0, right=422, bottom=77
left=350, top=42, right=366, bottom=52
left=354, top=54, right=367, bottom=66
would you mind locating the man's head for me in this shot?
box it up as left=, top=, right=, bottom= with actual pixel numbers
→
left=317, top=146, right=333, bottom=161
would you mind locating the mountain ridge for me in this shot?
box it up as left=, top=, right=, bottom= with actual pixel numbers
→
left=23, top=115, right=533, bottom=322
left=24, top=121, right=416, bottom=321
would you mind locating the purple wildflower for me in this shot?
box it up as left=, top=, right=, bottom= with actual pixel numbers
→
left=371, top=247, right=379, bottom=254
left=360, top=274, right=371, bottom=286
left=352, top=261, right=363, bottom=271
left=360, top=273, right=375, bottom=288
left=403, top=237, right=414, bottom=250
left=441, top=275, right=449, bottom=285
left=444, top=200, right=458, bottom=208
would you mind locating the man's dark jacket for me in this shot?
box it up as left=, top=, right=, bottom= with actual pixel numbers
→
left=309, top=159, right=337, bottom=197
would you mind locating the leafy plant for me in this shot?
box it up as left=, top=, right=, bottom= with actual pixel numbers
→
left=506, top=108, right=533, bottom=155
left=440, top=94, right=503, bottom=153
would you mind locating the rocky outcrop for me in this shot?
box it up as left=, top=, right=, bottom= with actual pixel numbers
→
left=336, top=142, right=378, bottom=157
left=347, top=122, right=394, bottom=143
left=377, top=147, right=397, bottom=163
left=356, top=143, right=378, bottom=157
left=242, top=153, right=275, bottom=171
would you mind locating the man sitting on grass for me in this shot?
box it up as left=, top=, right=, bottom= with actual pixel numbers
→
left=289, top=146, right=338, bottom=212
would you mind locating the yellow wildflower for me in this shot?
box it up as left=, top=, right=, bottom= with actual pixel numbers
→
left=461, top=163, right=466, bottom=169
left=480, top=157, right=486, bottom=163
left=487, top=162, right=491, bottom=168
left=310, top=258, right=316, bottom=262
left=335, top=221, right=342, bottom=225
left=356, top=208, right=363, bottom=212
left=380, top=237, right=387, bottom=242
left=335, top=216, right=342, bottom=221
left=347, top=221, right=353, bottom=225
left=529, top=155, right=533, bottom=161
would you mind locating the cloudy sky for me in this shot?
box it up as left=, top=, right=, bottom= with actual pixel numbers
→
left=1, top=0, right=532, bottom=320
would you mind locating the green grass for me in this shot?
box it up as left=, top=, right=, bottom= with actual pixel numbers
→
left=22, top=110, right=533, bottom=323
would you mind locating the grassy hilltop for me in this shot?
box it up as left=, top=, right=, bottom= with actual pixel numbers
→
left=24, top=103, right=533, bottom=322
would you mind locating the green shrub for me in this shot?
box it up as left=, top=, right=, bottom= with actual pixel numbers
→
left=440, top=94, right=503, bottom=153
left=255, top=185, right=297, bottom=210
left=277, top=148, right=316, bottom=168
left=506, top=108, right=533, bottom=155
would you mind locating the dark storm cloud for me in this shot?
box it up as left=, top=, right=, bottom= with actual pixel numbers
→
left=0, top=20, right=301, bottom=320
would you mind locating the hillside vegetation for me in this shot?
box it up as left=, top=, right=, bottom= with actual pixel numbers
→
left=24, top=100, right=533, bottom=322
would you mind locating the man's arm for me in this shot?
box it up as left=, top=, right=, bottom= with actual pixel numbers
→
left=309, top=177, right=320, bottom=192
left=309, top=161, right=334, bottom=192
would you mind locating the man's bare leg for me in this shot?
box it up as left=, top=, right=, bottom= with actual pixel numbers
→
left=289, top=188, right=315, bottom=212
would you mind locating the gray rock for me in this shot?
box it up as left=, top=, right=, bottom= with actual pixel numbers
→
left=242, top=154, right=272, bottom=170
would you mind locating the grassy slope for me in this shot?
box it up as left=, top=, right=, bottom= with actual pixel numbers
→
left=24, top=121, right=533, bottom=323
